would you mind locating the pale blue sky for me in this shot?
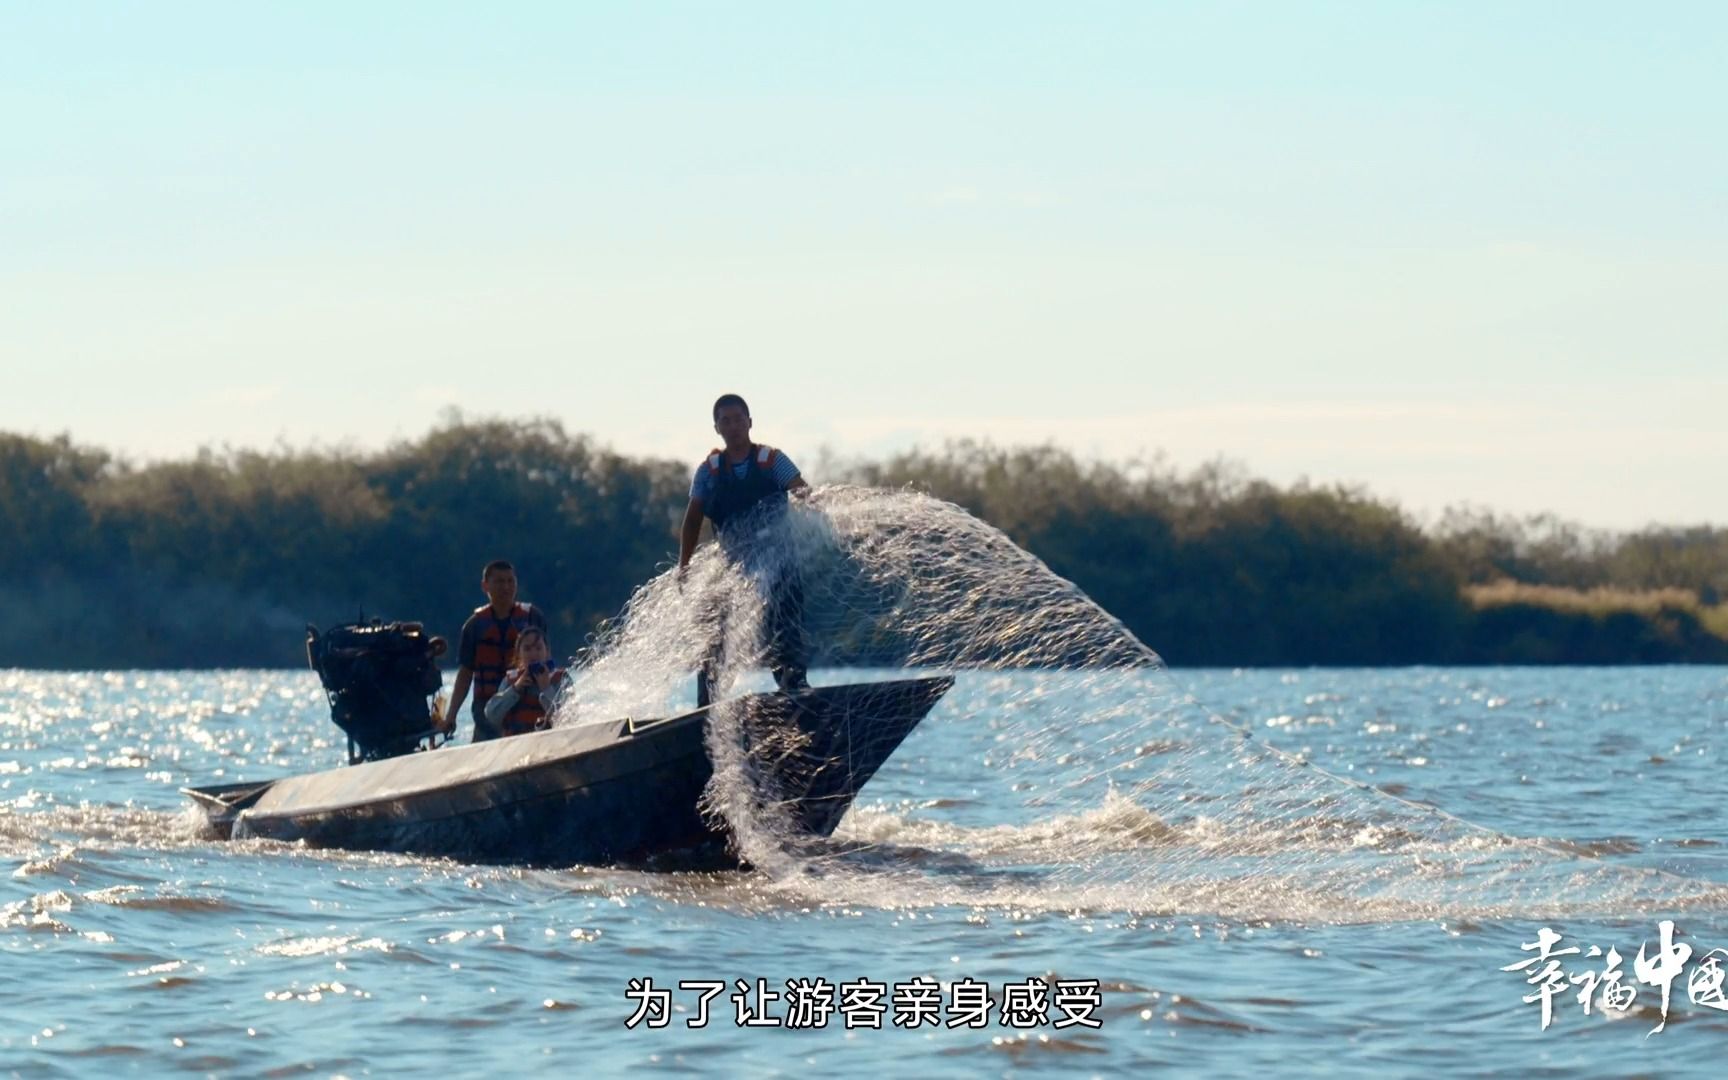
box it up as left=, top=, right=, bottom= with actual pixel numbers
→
left=3, top=2, right=1723, bottom=529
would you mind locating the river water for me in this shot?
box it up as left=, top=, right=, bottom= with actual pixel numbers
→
left=4, top=665, right=1727, bottom=1076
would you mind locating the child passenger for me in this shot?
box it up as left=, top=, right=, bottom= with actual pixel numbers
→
left=480, top=627, right=568, bottom=739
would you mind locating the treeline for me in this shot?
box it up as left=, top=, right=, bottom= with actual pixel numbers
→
left=1, top=419, right=688, bottom=668
left=2, top=423, right=1724, bottom=668
left=851, top=444, right=1728, bottom=666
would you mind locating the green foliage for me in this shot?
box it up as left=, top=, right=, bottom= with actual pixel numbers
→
left=1605, top=526, right=1728, bottom=602
left=1461, top=582, right=1728, bottom=664
left=1, top=426, right=1723, bottom=667
left=850, top=444, right=1467, bottom=665
left=0, top=419, right=684, bottom=667
left=0, top=432, right=110, bottom=574
left=1432, top=507, right=1615, bottom=588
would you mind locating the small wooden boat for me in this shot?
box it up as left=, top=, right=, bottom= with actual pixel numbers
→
left=184, top=676, right=952, bottom=866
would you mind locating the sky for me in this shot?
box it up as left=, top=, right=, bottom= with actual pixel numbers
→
left=2, top=2, right=1723, bottom=530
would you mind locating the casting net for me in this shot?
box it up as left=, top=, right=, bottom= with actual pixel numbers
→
left=557, top=486, right=1723, bottom=921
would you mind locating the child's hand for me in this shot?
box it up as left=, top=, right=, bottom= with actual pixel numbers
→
left=513, top=670, right=534, bottom=691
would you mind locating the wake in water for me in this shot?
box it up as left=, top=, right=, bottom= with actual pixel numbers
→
left=559, top=485, right=1728, bottom=923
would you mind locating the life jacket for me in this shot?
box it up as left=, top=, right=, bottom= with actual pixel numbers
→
left=498, top=668, right=565, bottom=736
left=702, top=444, right=786, bottom=534
left=469, top=602, right=540, bottom=706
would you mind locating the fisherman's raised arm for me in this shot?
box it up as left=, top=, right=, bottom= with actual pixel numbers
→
left=678, top=496, right=705, bottom=571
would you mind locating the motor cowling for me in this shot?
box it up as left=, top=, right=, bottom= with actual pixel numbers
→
left=307, top=620, right=447, bottom=763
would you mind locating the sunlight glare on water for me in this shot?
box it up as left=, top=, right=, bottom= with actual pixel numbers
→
left=3, top=488, right=1727, bottom=1071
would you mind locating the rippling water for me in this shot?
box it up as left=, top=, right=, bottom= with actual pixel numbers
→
left=4, top=666, right=1727, bottom=1076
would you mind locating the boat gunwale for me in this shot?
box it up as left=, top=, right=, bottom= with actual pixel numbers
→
left=203, top=675, right=954, bottom=839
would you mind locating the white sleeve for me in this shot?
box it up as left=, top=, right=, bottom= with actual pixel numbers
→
left=483, top=684, right=519, bottom=725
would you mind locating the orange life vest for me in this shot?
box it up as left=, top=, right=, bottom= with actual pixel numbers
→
left=498, top=668, right=566, bottom=736
left=702, top=444, right=785, bottom=533
left=470, top=602, right=540, bottom=707
left=704, top=443, right=780, bottom=476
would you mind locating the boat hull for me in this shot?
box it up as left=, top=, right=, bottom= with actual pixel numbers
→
left=185, top=676, right=951, bottom=866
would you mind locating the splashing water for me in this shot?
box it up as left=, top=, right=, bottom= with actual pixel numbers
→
left=558, top=486, right=1727, bottom=922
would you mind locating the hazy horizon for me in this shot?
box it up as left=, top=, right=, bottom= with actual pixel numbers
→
left=11, top=412, right=1724, bottom=538
left=4, top=2, right=1723, bottom=531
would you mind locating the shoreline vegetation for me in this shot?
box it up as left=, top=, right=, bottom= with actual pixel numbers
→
left=4, top=418, right=1725, bottom=669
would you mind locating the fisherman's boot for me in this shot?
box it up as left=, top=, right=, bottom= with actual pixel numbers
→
left=773, top=665, right=810, bottom=693
left=696, top=663, right=716, bottom=708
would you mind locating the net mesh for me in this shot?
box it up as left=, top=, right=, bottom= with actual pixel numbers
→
left=557, top=486, right=1725, bottom=921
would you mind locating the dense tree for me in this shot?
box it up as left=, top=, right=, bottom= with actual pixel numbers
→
left=1, top=425, right=1722, bottom=668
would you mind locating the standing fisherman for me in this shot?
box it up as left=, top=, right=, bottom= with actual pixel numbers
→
left=677, top=393, right=811, bottom=702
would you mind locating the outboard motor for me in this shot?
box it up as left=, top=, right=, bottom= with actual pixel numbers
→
left=307, top=619, right=450, bottom=764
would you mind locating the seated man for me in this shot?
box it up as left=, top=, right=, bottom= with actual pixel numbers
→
left=441, top=559, right=548, bottom=741
left=678, top=393, right=810, bottom=701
